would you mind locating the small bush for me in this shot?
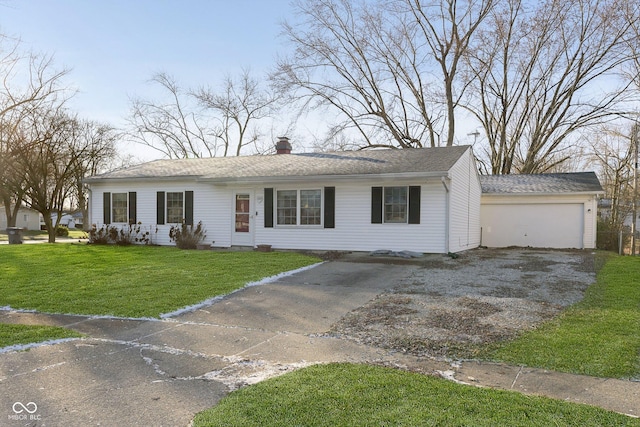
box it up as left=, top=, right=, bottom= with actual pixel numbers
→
left=56, top=225, right=69, bottom=237
left=169, top=221, right=206, bottom=249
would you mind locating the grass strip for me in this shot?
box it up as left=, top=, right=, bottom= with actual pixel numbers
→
left=193, top=363, right=639, bottom=427
left=0, top=323, right=82, bottom=348
left=0, top=245, right=319, bottom=318
left=480, top=254, right=640, bottom=379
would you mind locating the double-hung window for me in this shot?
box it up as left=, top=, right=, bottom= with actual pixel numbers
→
left=112, top=193, right=128, bottom=223
left=166, top=192, right=184, bottom=223
left=300, top=189, right=322, bottom=225
left=276, top=189, right=322, bottom=226
left=384, top=187, right=408, bottom=223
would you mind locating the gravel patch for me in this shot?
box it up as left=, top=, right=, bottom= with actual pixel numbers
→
left=329, top=248, right=598, bottom=359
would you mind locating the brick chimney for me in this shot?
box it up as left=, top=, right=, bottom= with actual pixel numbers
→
left=275, top=136, right=292, bottom=154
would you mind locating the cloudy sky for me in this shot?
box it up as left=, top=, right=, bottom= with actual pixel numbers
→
left=1, top=0, right=295, bottom=157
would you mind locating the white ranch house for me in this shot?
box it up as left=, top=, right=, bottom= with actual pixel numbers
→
left=86, top=143, right=481, bottom=253
left=85, top=141, right=603, bottom=252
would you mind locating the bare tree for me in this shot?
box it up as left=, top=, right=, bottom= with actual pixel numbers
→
left=274, top=0, right=492, bottom=149
left=0, top=36, right=70, bottom=227
left=193, top=69, right=282, bottom=156
left=68, top=119, right=118, bottom=229
left=588, top=125, right=637, bottom=249
left=127, top=70, right=282, bottom=158
left=465, top=0, right=638, bottom=174
left=9, top=109, right=115, bottom=242
left=127, top=73, right=214, bottom=159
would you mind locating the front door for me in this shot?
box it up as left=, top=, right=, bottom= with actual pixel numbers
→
left=232, top=192, right=254, bottom=246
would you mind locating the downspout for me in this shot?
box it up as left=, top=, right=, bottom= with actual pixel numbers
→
left=441, top=176, right=450, bottom=254
left=85, top=184, right=92, bottom=232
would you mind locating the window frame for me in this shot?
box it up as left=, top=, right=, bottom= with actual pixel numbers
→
left=275, top=188, right=323, bottom=227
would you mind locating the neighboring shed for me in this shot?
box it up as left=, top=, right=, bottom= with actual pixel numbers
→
left=85, top=144, right=482, bottom=253
left=480, top=173, right=604, bottom=249
left=0, top=205, right=42, bottom=230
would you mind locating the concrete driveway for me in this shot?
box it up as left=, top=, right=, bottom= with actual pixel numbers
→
left=1, top=253, right=639, bottom=425
left=0, top=261, right=424, bottom=426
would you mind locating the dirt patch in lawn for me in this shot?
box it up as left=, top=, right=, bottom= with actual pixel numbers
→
left=328, top=248, right=599, bottom=359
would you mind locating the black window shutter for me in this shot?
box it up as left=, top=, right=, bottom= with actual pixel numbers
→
left=264, top=188, right=274, bottom=228
left=185, top=191, right=194, bottom=225
left=128, top=192, right=137, bottom=224
left=103, top=192, right=111, bottom=224
left=408, top=186, right=421, bottom=224
left=156, top=191, right=165, bottom=225
left=324, top=187, right=335, bottom=229
left=371, top=187, right=383, bottom=224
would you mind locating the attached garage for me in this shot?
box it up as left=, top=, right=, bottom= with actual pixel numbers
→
left=480, top=173, right=603, bottom=249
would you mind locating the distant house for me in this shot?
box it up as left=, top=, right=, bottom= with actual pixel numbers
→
left=51, top=211, right=83, bottom=229
left=86, top=142, right=482, bottom=253
left=480, top=173, right=604, bottom=249
left=85, top=140, right=603, bottom=252
left=0, top=205, right=42, bottom=230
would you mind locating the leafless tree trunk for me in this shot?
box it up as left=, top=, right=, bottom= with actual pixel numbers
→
left=465, top=0, right=638, bottom=174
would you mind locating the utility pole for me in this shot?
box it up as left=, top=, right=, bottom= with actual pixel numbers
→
left=632, top=123, right=639, bottom=255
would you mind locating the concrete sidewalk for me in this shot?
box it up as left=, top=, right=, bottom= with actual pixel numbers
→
left=0, top=261, right=638, bottom=426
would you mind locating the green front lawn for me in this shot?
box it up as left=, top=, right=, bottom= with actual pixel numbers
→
left=193, top=363, right=638, bottom=427
left=480, top=254, right=640, bottom=379
left=0, top=245, right=319, bottom=318
left=0, top=324, right=82, bottom=348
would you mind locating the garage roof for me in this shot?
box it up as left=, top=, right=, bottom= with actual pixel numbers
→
left=480, top=172, right=604, bottom=194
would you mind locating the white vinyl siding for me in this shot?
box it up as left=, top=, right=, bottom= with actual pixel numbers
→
left=90, top=181, right=213, bottom=246
left=447, top=149, right=482, bottom=253
left=256, top=180, right=447, bottom=253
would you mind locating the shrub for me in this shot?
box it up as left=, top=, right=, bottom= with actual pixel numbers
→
left=88, top=224, right=111, bottom=244
left=597, top=219, right=629, bottom=252
left=169, top=221, right=206, bottom=249
left=88, top=223, right=157, bottom=245
left=56, top=225, right=69, bottom=237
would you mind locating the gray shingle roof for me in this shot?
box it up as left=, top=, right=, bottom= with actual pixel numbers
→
left=87, top=146, right=471, bottom=182
left=480, top=172, right=604, bottom=194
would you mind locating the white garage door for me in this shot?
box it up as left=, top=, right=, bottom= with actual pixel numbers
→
left=481, top=203, right=584, bottom=249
